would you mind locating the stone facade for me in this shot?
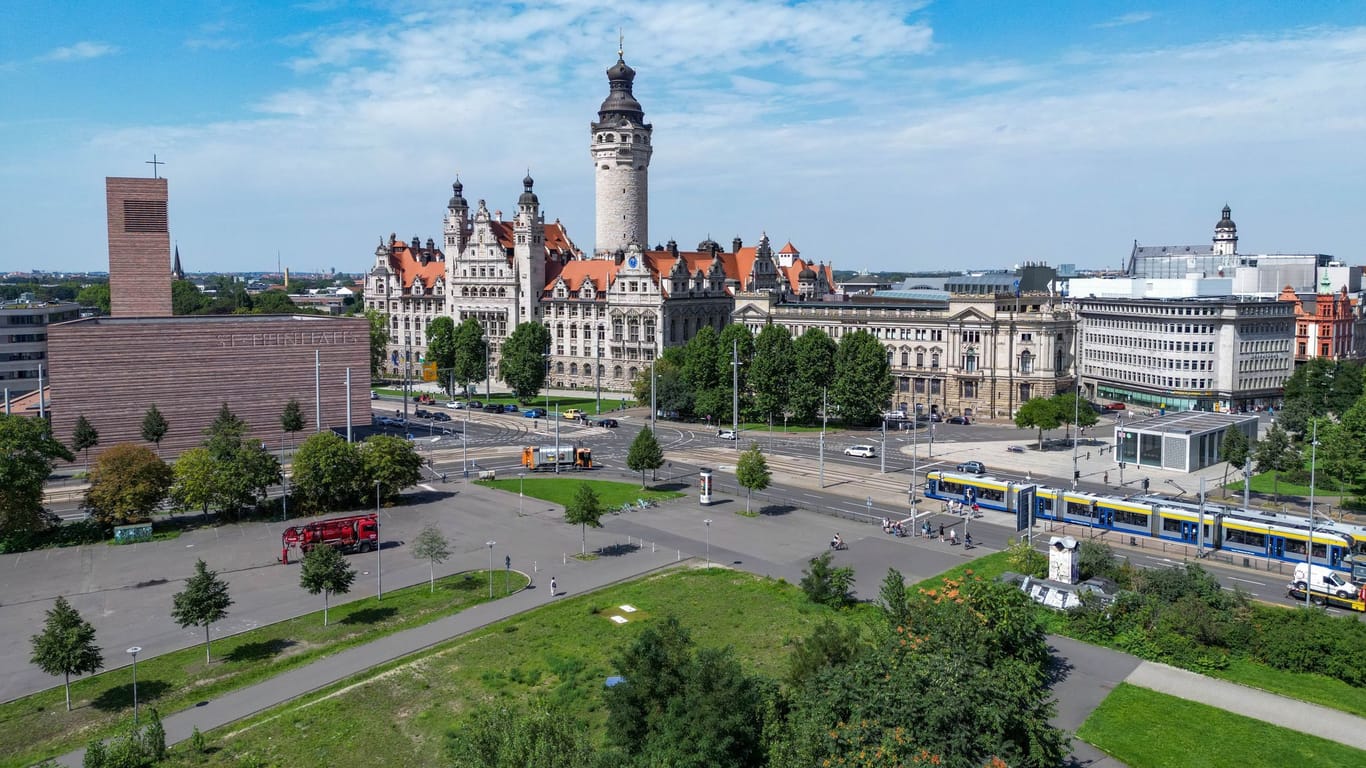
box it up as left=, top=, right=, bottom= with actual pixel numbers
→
left=592, top=48, right=652, bottom=256
left=107, top=177, right=172, bottom=317
left=734, top=291, right=1077, bottom=419
left=48, top=315, right=371, bottom=459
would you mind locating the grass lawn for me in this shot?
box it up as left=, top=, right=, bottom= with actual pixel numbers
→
left=5, top=569, right=527, bottom=768
left=1078, top=683, right=1366, bottom=768
left=913, top=549, right=1015, bottom=589
left=477, top=477, right=684, bottom=509
left=1224, top=468, right=1352, bottom=499
left=1211, top=657, right=1366, bottom=719
left=157, top=568, right=843, bottom=767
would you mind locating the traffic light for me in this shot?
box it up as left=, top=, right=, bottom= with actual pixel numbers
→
left=1074, top=470, right=1081, bottom=480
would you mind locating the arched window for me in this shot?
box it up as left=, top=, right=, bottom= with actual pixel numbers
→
left=629, top=366, right=638, bottom=380
left=901, top=351, right=909, bottom=366
left=930, top=353, right=940, bottom=369
left=614, top=365, right=624, bottom=379
left=556, top=362, right=565, bottom=374
left=1019, top=351, right=1034, bottom=374
left=570, top=363, right=579, bottom=375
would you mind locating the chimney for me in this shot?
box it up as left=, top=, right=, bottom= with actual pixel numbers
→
left=732, top=236, right=743, bottom=253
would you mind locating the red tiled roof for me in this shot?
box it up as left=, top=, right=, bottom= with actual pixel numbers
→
left=389, top=242, right=446, bottom=291
left=488, top=222, right=579, bottom=258
left=550, top=260, right=618, bottom=293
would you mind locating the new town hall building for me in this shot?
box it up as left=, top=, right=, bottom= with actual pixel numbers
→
left=363, top=48, right=1077, bottom=417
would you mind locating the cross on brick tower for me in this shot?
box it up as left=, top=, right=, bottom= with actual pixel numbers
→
left=146, top=154, right=164, bottom=179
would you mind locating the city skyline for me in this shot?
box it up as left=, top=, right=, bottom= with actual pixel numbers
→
left=2, top=1, right=1364, bottom=275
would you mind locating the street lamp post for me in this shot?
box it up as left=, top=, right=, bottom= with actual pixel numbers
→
left=486, top=541, right=496, bottom=598
left=818, top=387, right=828, bottom=488
left=519, top=472, right=525, bottom=516
left=703, top=519, right=712, bottom=568
left=462, top=404, right=469, bottom=479
left=126, top=646, right=142, bottom=726
left=1306, top=420, right=1319, bottom=610
left=880, top=419, right=887, bottom=474
left=731, top=339, right=739, bottom=452
left=280, top=434, right=288, bottom=522
left=375, top=481, right=382, bottom=600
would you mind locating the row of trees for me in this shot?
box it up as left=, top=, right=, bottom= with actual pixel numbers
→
left=445, top=567, right=1065, bottom=768
left=631, top=324, right=894, bottom=427
left=1012, top=392, right=1099, bottom=448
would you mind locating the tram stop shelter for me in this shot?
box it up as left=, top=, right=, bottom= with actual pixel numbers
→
left=1113, top=411, right=1258, bottom=473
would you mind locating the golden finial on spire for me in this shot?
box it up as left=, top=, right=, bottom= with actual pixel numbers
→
left=618, top=28, right=624, bottom=58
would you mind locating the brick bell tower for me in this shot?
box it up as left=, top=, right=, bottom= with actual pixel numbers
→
left=591, top=39, right=652, bottom=258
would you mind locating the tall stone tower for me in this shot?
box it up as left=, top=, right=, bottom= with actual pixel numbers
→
left=513, top=173, right=545, bottom=324
left=592, top=43, right=652, bottom=258
left=1213, top=204, right=1238, bottom=257
left=443, top=177, right=469, bottom=257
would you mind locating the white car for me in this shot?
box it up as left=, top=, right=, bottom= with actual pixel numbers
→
left=717, top=429, right=738, bottom=440
left=445, top=401, right=465, bottom=409
left=844, top=444, right=877, bottom=458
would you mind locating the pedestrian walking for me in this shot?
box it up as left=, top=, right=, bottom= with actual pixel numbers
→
left=1103, top=471, right=1109, bottom=484
left=549, top=576, right=557, bottom=598
left=950, top=528, right=958, bottom=546
left=938, top=523, right=945, bottom=542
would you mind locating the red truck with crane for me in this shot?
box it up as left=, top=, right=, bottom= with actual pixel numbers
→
left=280, top=513, right=379, bottom=564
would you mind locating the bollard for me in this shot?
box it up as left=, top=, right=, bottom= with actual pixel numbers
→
left=563, top=553, right=567, bottom=565
left=676, top=549, right=681, bottom=561
left=652, top=541, right=656, bottom=553
left=534, top=560, right=538, bottom=573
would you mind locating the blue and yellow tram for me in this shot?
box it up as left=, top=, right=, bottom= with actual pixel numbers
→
left=925, top=471, right=1027, bottom=514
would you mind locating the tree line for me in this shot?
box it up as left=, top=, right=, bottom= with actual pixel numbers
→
left=630, top=324, right=895, bottom=427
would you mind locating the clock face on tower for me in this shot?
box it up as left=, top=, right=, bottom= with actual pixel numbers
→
left=628, top=256, right=638, bottom=269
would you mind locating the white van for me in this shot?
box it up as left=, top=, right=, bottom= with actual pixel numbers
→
left=1292, top=563, right=1357, bottom=598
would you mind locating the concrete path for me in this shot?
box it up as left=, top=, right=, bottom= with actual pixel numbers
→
left=1125, top=661, right=1366, bottom=750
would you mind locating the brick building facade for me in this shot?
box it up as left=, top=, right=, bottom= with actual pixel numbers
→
left=106, top=177, right=172, bottom=317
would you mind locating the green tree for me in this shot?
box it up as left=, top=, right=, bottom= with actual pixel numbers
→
left=1280, top=358, right=1363, bottom=436
left=170, top=447, right=219, bottom=517
left=426, top=316, right=457, bottom=395
left=1052, top=391, right=1099, bottom=438
left=172, top=279, right=208, bottom=315
left=604, top=615, right=768, bottom=768
left=877, top=567, right=910, bottom=630
left=682, top=325, right=724, bottom=422
left=364, top=308, right=391, bottom=378
left=791, top=328, right=837, bottom=424
left=444, top=701, right=600, bottom=768
left=203, top=402, right=248, bottom=461
left=362, top=434, right=424, bottom=502
left=71, top=415, right=99, bottom=470
left=292, top=432, right=367, bottom=513
left=716, top=323, right=755, bottom=419
left=564, top=482, right=603, bottom=555
left=1254, top=422, right=1299, bottom=503
left=1014, top=396, right=1062, bottom=449
left=500, top=321, right=552, bottom=401
left=750, top=324, right=794, bottom=424
left=280, top=398, right=306, bottom=450
left=29, top=596, right=103, bottom=712
left=786, top=618, right=864, bottom=691
left=411, top=524, right=451, bottom=593
left=83, top=444, right=173, bottom=527
left=634, top=354, right=693, bottom=418
left=452, top=317, right=488, bottom=394
left=76, top=284, right=110, bottom=314
left=1006, top=537, right=1047, bottom=578
left=1219, top=427, right=1251, bottom=491
left=799, top=550, right=856, bottom=608
left=170, top=559, right=233, bottom=663
left=139, top=404, right=168, bottom=455
left=215, top=442, right=281, bottom=519
left=626, top=427, right=664, bottom=488
left=830, top=330, right=893, bottom=426
left=0, top=414, right=74, bottom=535
left=250, top=290, right=296, bottom=314
left=299, top=543, right=355, bottom=626
left=735, top=442, right=771, bottom=513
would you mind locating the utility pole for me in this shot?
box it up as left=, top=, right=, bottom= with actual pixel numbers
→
left=731, top=338, right=739, bottom=451
left=880, top=418, right=886, bottom=474
left=650, top=342, right=657, bottom=430
left=1243, top=457, right=1251, bottom=512
left=314, top=350, right=321, bottom=433
left=1306, top=419, right=1319, bottom=610
left=555, top=403, right=561, bottom=475
left=595, top=336, right=602, bottom=416
left=819, top=387, right=827, bottom=488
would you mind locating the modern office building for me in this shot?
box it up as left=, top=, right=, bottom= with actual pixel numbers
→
left=1114, top=411, right=1259, bottom=473
left=0, top=299, right=79, bottom=396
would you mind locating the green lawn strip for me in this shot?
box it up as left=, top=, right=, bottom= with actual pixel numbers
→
left=1224, top=467, right=1352, bottom=498
left=3, top=569, right=528, bottom=768
left=156, top=568, right=843, bottom=767
left=1077, top=683, right=1366, bottom=768
left=477, top=477, right=684, bottom=509
left=1210, top=657, right=1366, bottom=719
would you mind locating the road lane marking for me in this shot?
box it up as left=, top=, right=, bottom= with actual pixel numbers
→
left=1228, top=576, right=1265, bottom=586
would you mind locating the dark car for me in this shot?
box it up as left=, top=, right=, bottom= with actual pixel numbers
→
left=956, top=460, right=987, bottom=475
left=524, top=407, right=547, bottom=418
left=597, top=418, right=619, bottom=428
left=414, top=408, right=430, bottom=419
left=947, top=415, right=970, bottom=425
left=466, top=400, right=483, bottom=409
left=483, top=403, right=503, bottom=413
left=432, top=412, right=451, bottom=422
left=503, top=404, right=519, bottom=413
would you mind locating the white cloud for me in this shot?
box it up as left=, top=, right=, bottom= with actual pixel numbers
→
left=1094, top=11, right=1155, bottom=29
left=7, top=3, right=1366, bottom=273
left=41, top=41, right=119, bottom=62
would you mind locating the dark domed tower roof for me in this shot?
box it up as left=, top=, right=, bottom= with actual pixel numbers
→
left=598, top=53, right=644, bottom=124
left=519, top=173, right=538, bottom=206
left=449, top=178, right=466, bottom=208
left=1215, top=204, right=1236, bottom=230
left=799, top=265, right=817, bottom=280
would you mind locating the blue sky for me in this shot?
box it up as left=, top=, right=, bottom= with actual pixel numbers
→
left=2, top=1, right=1364, bottom=275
